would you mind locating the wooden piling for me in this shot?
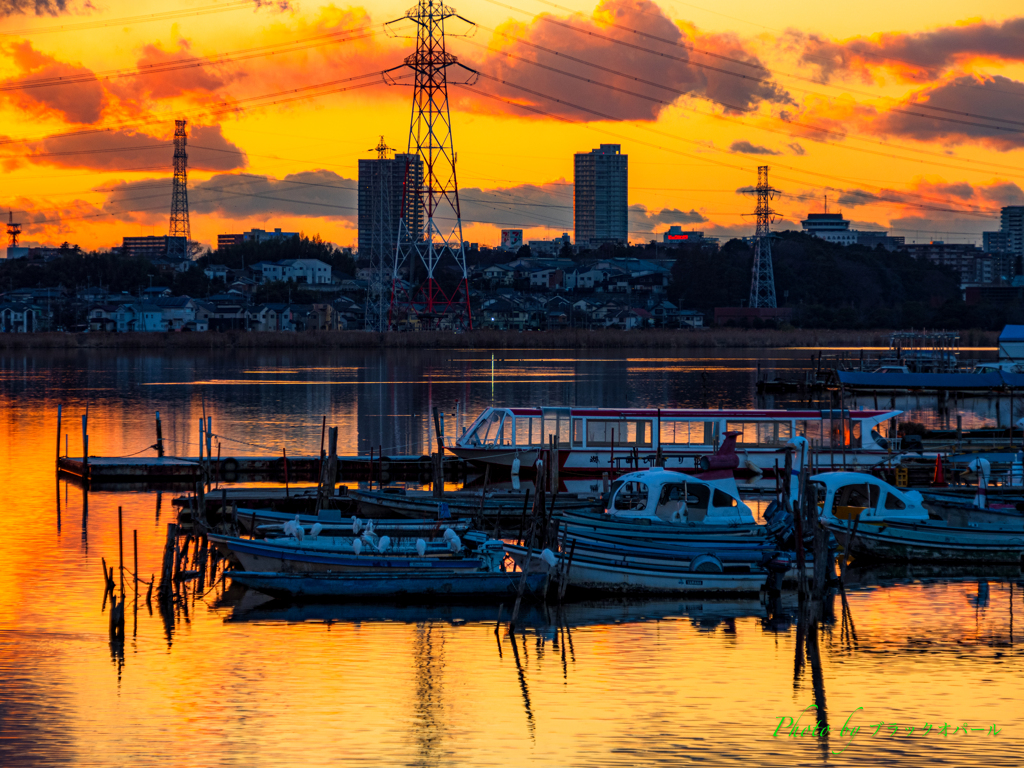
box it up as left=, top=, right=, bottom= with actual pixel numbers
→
left=283, top=447, right=289, bottom=497
left=55, top=404, right=62, bottom=467
left=81, top=413, right=89, bottom=479
left=133, top=529, right=138, bottom=603
left=518, top=488, right=531, bottom=545
left=117, top=506, right=125, bottom=599
left=155, top=411, right=164, bottom=457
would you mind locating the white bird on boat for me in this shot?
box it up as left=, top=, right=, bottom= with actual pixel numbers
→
left=364, top=520, right=375, bottom=536
left=447, top=534, right=462, bottom=554
left=540, top=548, right=557, bottom=570
left=352, top=538, right=362, bottom=555
left=443, top=528, right=457, bottom=542
left=416, top=538, right=427, bottom=557
left=378, top=535, right=391, bottom=553
left=351, top=516, right=362, bottom=534
left=309, top=522, right=323, bottom=539
left=282, top=519, right=297, bottom=538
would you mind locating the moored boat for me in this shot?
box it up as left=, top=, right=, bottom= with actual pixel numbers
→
left=815, top=473, right=1024, bottom=563
left=451, top=405, right=900, bottom=476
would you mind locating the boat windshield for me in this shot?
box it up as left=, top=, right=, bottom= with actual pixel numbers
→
left=468, top=411, right=505, bottom=446
left=654, top=482, right=711, bottom=522
left=613, top=481, right=649, bottom=511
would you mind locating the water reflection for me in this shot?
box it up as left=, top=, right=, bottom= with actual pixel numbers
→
left=4, top=349, right=1024, bottom=768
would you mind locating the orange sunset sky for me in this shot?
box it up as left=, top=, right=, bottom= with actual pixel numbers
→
left=1, top=0, right=1023, bottom=253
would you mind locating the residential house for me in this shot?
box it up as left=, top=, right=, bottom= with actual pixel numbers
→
left=0, top=303, right=48, bottom=332
left=115, top=303, right=164, bottom=332
left=88, top=304, right=119, bottom=332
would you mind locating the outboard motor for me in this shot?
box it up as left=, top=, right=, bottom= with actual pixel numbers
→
left=763, top=500, right=795, bottom=548
left=760, top=549, right=794, bottom=594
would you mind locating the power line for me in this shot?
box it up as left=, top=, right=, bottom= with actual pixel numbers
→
left=0, top=1, right=262, bottom=36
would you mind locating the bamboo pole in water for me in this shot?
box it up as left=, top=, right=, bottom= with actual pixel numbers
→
left=55, top=404, right=61, bottom=467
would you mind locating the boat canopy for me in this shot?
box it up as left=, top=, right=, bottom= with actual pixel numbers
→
left=811, top=472, right=929, bottom=523
left=456, top=407, right=900, bottom=452
left=606, top=468, right=754, bottom=526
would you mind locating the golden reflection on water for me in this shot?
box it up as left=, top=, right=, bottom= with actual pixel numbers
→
left=1, top=349, right=1022, bottom=767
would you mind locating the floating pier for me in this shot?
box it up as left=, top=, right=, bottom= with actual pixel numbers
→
left=57, top=453, right=466, bottom=483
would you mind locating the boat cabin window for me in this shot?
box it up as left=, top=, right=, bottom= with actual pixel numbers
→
left=514, top=416, right=544, bottom=447
left=540, top=410, right=572, bottom=447
left=712, top=489, right=738, bottom=508
left=586, top=419, right=653, bottom=447
left=613, top=481, right=649, bottom=511
left=660, top=420, right=714, bottom=446
left=819, top=419, right=862, bottom=449
left=654, top=483, right=710, bottom=521
left=884, top=492, right=906, bottom=510
left=470, top=411, right=505, bottom=446
left=725, top=421, right=793, bottom=447
left=835, top=483, right=880, bottom=509
left=572, top=418, right=584, bottom=447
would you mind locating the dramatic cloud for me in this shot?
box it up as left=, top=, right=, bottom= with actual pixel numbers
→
left=1, top=41, right=105, bottom=123
left=730, top=140, right=780, bottom=155
left=107, top=39, right=237, bottom=108
left=459, top=0, right=790, bottom=121
left=629, top=204, right=707, bottom=233
left=793, top=17, right=1024, bottom=83
left=23, top=124, right=246, bottom=171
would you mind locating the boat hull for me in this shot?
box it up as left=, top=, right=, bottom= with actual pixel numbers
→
left=228, top=571, right=546, bottom=600
left=827, top=519, right=1024, bottom=563
left=210, top=535, right=484, bottom=574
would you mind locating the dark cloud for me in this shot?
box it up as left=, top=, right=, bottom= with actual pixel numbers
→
left=787, top=142, right=806, bottom=155
left=873, top=76, right=1024, bottom=150
left=26, top=124, right=246, bottom=171
left=0, top=0, right=75, bottom=16
left=460, top=183, right=573, bottom=229
left=835, top=180, right=1022, bottom=212
left=100, top=169, right=354, bottom=221
left=1, top=41, right=104, bottom=123
left=461, top=0, right=790, bottom=121
left=794, top=17, right=1024, bottom=83
left=730, top=140, right=780, bottom=155
left=630, top=204, right=707, bottom=232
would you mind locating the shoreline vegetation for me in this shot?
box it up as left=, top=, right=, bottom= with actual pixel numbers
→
left=0, top=328, right=999, bottom=350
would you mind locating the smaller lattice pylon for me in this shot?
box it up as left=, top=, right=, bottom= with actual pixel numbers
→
left=371, top=135, right=393, bottom=160
left=746, top=165, right=779, bottom=309
left=7, top=210, right=21, bottom=248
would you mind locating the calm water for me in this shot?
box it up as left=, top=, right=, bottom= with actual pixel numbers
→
left=1, top=347, right=1022, bottom=767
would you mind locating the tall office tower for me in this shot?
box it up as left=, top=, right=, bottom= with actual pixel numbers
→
left=574, top=144, right=628, bottom=248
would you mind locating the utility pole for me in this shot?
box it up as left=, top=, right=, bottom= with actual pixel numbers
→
left=748, top=166, right=778, bottom=309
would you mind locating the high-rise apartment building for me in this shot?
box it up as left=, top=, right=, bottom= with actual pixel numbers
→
left=574, top=144, right=627, bottom=247
left=357, top=153, right=424, bottom=256
left=1001, top=206, right=1024, bottom=257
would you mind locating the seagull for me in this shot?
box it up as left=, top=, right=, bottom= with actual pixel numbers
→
left=447, top=534, right=462, bottom=554
left=352, top=539, right=362, bottom=556
left=309, top=522, right=323, bottom=539
left=378, top=535, right=391, bottom=554
left=416, top=539, right=427, bottom=557
left=351, top=516, right=362, bottom=534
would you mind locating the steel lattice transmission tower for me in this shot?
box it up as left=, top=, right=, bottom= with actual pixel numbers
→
left=384, top=0, right=477, bottom=330
left=168, top=119, right=191, bottom=260
left=364, top=136, right=395, bottom=333
left=748, top=165, right=778, bottom=309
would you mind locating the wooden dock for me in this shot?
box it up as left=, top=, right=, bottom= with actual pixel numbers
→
left=57, top=453, right=465, bottom=483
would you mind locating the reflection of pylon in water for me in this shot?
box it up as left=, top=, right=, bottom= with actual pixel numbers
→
left=384, top=0, right=477, bottom=330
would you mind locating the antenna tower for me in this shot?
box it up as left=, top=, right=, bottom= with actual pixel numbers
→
left=168, top=119, right=191, bottom=260
left=7, top=210, right=21, bottom=248
left=748, top=166, right=778, bottom=309
left=384, top=0, right=477, bottom=330
left=365, top=136, right=395, bottom=333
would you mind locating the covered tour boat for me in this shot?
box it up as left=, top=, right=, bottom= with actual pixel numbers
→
left=450, top=406, right=900, bottom=477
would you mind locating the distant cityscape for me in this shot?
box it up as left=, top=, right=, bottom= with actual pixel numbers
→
left=2, top=137, right=1023, bottom=334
